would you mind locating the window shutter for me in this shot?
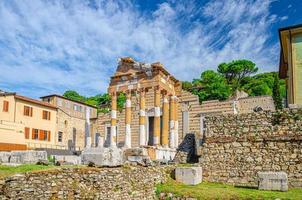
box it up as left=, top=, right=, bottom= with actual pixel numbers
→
left=39, top=130, right=44, bottom=140
left=3, top=101, right=9, bottom=112
left=24, top=106, right=26, bottom=115
left=32, top=129, right=35, bottom=139
left=30, top=107, right=33, bottom=117
left=48, top=112, right=51, bottom=120
left=25, top=127, right=30, bottom=139
left=48, top=131, right=51, bottom=141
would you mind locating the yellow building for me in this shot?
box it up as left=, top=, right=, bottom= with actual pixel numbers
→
left=279, top=24, right=302, bottom=106
left=0, top=92, right=58, bottom=151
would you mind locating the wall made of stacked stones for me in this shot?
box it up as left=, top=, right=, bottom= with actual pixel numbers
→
left=0, top=166, right=172, bottom=200
left=200, top=109, right=302, bottom=188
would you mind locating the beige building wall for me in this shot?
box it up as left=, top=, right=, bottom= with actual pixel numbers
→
left=292, top=33, right=302, bottom=105
left=0, top=94, right=57, bottom=150
left=279, top=25, right=302, bottom=106
left=15, top=99, right=57, bottom=149
left=41, top=95, right=97, bottom=150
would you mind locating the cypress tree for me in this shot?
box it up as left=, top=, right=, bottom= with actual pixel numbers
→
left=273, top=73, right=283, bottom=110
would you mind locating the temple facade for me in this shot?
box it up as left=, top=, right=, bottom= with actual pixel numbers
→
left=95, top=57, right=202, bottom=159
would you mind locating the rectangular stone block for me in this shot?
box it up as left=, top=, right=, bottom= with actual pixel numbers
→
left=54, top=155, right=81, bottom=165
left=258, top=171, right=288, bottom=191
left=175, top=167, right=202, bottom=185
left=3, top=151, right=47, bottom=164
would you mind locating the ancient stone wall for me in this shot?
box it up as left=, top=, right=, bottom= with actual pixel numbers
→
left=0, top=166, right=172, bottom=200
left=199, top=109, right=302, bottom=188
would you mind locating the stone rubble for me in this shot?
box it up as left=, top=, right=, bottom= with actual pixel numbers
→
left=0, top=166, right=173, bottom=200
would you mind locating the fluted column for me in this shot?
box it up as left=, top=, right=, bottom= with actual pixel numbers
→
left=174, top=97, right=179, bottom=148
left=125, top=91, right=132, bottom=148
left=161, top=93, right=169, bottom=147
left=153, top=87, right=161, bottom=146
left=169, top=96, right=175, bottom=148
left=110, top=92, right=117, bottom=147
left=139, top=89, right=146, bottom=146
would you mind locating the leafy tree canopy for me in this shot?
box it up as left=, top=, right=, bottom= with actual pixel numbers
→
left=191, top=70, right=231, bottom=102
left=62, top=90, right=126, bottom=113
left=218, top=60, right=258, bottom=91
left=182, top=60, right=286, bottom=104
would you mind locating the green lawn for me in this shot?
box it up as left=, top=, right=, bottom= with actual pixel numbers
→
left=0, top=164, right=58, bottom=178
left=157, top=179, right=302, bottom=200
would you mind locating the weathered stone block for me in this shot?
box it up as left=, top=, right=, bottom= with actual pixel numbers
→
left=81, top=146, right=124, bottom=167
left=3, top=151, right=47, bottom=164
left=175, top=167, right=202, bottom=185
left=54, top=155, right=81, bottom=165
left=0, top=152, right=11, bottom=163
left=258, top=171, right=288, bottom=191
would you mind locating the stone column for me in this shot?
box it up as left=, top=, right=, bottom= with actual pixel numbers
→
left=125, top=91, right=132, bottom=148
left=139, top=89, right=146, bottom=146
left=174, top=97, right=179, bottom=148
left=85, top=107, right=91, bottom=148
left=110, top=92, right=117, bottom=147
left=153, top=86, right=161, bottom=146
left=169, top=96, right=175, bottom=148
left=161, top=93, right=169, bottom=147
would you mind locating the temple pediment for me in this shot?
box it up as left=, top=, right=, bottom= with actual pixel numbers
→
left=108, top=57, right=181, bottom=96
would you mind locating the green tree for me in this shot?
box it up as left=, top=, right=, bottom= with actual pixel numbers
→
left=193, top=70, right=231, bottom=102
left=272, top=73, right=283, bottom=110
left=117, top=92, right=126, bottom=112
left=242, top=72, right=286, bottom=99
left=218, top=60, right=258, bottom=91
left=182, top=81, right=193, bottom=91
left=63, top=90, right=86, bottom=102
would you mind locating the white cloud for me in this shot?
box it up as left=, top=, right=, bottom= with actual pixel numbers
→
left=0, top=0, right=279, bottom=98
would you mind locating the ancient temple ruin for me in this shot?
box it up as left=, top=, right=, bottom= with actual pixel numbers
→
left=92, top=57, right=204, bottom=161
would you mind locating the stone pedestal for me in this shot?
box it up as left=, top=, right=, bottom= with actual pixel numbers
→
left=145, top=146, right=176, bottom=161
left=124, top=147, right=152, bottom=166
left=175, top=167, right=202, bottom=185
left=258, top=172, right=288, bottom=191
left=81, top=146, right=123, bottom=167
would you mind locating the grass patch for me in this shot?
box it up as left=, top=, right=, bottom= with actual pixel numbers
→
left=0, top=164, right=83, bottom=178
left=0, top=164, right=57, bottom=178
left=157, top=178, right=302, bottom=200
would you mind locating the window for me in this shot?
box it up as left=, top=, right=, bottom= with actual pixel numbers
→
left=73, top=104, right=83, bottom=112
left=24, top=106, right=33, bottom=117
left=32, top=129, right=39, bottom=140
left=38, top=130, right=50, bottom=141
left=43, top=130, right=48, bottom=141
left=58, top=131, right=63, bottom=142
left=24, top=127, right=30, bottom=139
left=2, top=100, right=9, bottom=112
left=42, top=110, right=51, bottom=120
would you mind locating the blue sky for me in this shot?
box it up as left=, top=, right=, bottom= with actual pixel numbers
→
left=0, top=0, right=301, bottom=98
